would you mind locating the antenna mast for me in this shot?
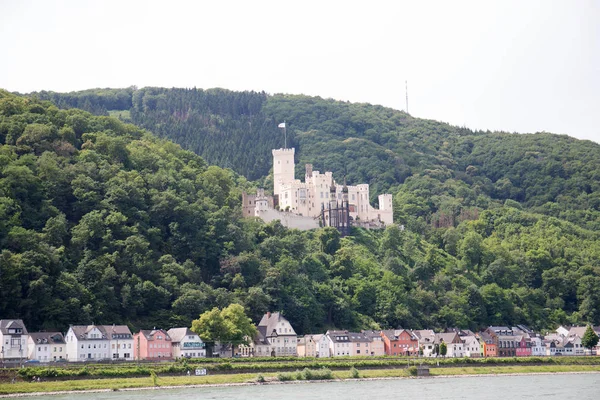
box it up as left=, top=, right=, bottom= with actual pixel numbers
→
left=405, top=80, right=409, bottom=114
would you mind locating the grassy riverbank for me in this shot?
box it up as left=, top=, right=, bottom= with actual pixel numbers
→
left=1, top=365, right=599, bottom=396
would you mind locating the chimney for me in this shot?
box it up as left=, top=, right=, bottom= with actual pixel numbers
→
left=267, top=312, right=271, bottom=319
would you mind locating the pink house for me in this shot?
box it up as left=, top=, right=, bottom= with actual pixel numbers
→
left=515, top=335, right=532, bottom=357
left=134, top=329, right=173, bottom=361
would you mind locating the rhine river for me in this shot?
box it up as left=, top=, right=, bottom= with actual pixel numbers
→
left=31, top=373, right=600, bottom=400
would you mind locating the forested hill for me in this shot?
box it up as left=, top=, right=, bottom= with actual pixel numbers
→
left=3, top=88, right=599, bottom=334
left=32, top=87, right=600, bottom=234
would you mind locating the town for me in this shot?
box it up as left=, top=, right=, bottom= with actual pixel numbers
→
left=2, top=314, right=599, bottom=365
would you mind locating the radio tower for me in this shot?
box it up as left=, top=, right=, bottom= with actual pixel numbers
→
left=405, top=80, right=409, bottom=114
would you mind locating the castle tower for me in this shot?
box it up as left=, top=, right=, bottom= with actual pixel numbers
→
left=272, top=148, right=295, bottom=196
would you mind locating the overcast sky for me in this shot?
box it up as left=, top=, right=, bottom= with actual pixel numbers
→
left=1, top=0, right=598, bottom=142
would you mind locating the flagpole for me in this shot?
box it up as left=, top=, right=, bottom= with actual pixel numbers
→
left=278, top=121, right=287, bottom=149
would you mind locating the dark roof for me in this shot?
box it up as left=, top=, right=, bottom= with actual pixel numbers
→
left=137, top=329, right=171, bottom=341
left=0, top=319, right=28, bottom=335
left=347, top=332, right=371, bottom=343
left=362, top=330, right=383, bottom=339
left=326, top=330, right=351, bottom=342
left=479, top=331, right=495, bottom=343
left=29, top=332, right=65, bottom=344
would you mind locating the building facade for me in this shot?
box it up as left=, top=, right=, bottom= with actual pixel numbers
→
left=167, top=328, right=205, bottom=359
left=28, top=332, right=66, bottom=362
left=249, top=312, right=298, bottom=357
left=326, top=330, right=352, bottom=357
left=134, top=329, right=173, bottom=361
left=381, top=329, right=419, bottom=356
left=362, top=330, right=385, bottom=356
left=0, top=320, right=29, bottom=362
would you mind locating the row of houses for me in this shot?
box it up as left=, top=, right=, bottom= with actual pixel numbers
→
left=3, top=315, right=599, bottom=363
left=239, top=314, right=600, bottom=358
left=0, top=320, right=205, bottom=363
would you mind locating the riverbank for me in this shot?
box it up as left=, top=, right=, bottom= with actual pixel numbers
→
left=1, top=365, right=599, bottom=397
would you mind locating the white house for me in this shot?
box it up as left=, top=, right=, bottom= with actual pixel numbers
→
left=249, top=312, right=297, bottom=357
left=167, top=328, right=205, bottom=359
left=530, top=336, right=546, bottom=356
left=462, top=335, right=482, bottom=358
left=65, top=325, right=133, bottom=361
left=326, top=330, right=353, bottom=357
left=435, top=332, right=464, bottom=358
left=413, top=330, right=436, bottom=357
left=313, top=334, right=331, bottom=358
left=28, top=332, right=66, bottom=362
left=0, top=320, right=29, bottom=362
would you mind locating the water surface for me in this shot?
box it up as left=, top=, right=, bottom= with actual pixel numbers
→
left=34, top=373, right=600, bottom=399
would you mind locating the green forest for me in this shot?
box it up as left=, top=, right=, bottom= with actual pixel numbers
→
left=1, top=88, right=599, bottom=335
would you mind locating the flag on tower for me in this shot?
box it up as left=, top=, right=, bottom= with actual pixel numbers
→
left=278, top=122, right=286, bottom=128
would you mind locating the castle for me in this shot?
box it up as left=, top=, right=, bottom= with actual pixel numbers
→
left=242, top=148, right=393, bottom=233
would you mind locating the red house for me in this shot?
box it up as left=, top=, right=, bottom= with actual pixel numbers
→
left=515, top=335, right=532, bottom=357
left=133, top=329, right=173, bottom=361
left=380, top=329, right=419, bottom=356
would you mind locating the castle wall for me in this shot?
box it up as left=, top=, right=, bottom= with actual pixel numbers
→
left=255, top=207, right=320, bottom=230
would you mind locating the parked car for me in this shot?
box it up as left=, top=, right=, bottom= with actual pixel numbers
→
left=24, top=360, right=41, bottom=364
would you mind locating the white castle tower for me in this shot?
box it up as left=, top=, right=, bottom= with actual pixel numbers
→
left=272, top=148, right=295, bottom=197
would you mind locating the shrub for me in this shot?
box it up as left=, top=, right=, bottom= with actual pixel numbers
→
left=350, top=367, right=360, bottom=378
left=256, top=374, right=265, bottom=383
left=277, top=372, right=295, bottom=381
left=407, top=366, right=418, bottom=376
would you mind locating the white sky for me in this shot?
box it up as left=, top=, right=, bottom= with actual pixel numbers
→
left=1, top=0, right=598, bottom=142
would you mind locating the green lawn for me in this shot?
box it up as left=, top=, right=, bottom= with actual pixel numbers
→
left=1, top=365, right=599, bottom=395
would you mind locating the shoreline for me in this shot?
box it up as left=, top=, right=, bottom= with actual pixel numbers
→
left=2, top=370, right=600, bottom=398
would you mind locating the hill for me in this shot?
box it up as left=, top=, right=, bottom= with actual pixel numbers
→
left=33, top=87, right=600, bottom=234
left=2, top=88, right=599, bottom=333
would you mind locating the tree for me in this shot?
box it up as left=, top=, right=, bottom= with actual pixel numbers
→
left=439, top=341, right=447, bottom=357
left=191, top=304, right=257, bottom=356
left=581, top=325, right=599, bottom=353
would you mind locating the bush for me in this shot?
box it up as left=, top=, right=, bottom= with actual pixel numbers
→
left=407, top=366, right=418, bottom=376
left=277, top=372, right=296, bottom=381
left=301, top=368, right=333, bottom=380
left=256, top=373, right=265, bottom=383
left=350, top=367, right=360, bottom=378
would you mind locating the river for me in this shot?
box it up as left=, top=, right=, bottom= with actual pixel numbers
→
left=31, top=373, right=600, bottom=399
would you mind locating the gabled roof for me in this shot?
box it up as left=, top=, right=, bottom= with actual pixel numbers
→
left=413, top=329, right=434, bottom=339
left=137, top=329, right=171, bottom=341
left=435, top=332, right=461, bottom=344
left=479, top=331, right=495, bottom=343
left=29, top=332, right=65, bottom=344
left=462, top=335, right=480, bottom=346
left=381, top=329, right=418, bottom=341
left=68, top=325, right=131, bottom=340
left=258, top=312, right=296, bottom=338
left=0, top=319, right=28, bottom=335
left=568, top=326, right=588, bottom=338
left=69, top=325, right=107, bottom=340
left=167, top=327, right=200, bottom=343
